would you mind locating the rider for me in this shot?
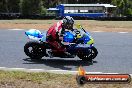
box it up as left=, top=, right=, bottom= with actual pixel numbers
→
left=46, top=16, right=74, bottom=55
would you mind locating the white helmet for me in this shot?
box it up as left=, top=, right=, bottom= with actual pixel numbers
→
left=62, top=16, right=74, bottom=29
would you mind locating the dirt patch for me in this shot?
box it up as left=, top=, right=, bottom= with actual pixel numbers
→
left=0, top=23, right=51, bottom=30
left=0, top=20, right=132, bottom=32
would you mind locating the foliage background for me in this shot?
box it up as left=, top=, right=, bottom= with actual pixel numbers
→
left=0, top=0, right=131, bottom=16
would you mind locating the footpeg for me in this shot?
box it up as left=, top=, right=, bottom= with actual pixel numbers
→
left=46, top=49, right=53, bottom=58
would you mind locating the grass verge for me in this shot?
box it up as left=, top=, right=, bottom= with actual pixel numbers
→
left=0, top=70, right=131, bottom=88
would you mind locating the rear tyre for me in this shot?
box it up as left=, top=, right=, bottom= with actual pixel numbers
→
left=24, top=41, right=45, bottom=60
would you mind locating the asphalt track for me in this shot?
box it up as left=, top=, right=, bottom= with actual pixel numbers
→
left=0, top=29, right=132, bottom=74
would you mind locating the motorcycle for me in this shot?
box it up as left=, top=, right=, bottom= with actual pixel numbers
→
left=24, top=24, right=98, bottom=61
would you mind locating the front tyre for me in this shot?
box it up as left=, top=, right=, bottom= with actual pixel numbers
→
left=24, top=41, right=45, bottom=59
left=77, top=46, right=98, bottom=61
left=88, top=46, right=98, bottom=60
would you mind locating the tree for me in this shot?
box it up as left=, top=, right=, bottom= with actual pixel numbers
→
left=112, top=0, right=132, bottom=16
left=7, top=0, right=20, bottom=13
left=0, top=0, right=20, bottom=13
left=0, top=0, right=6, bottom=12
left=21, top=0, right=42, bottom=15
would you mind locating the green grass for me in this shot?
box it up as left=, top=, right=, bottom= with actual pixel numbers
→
left=0, top=70, right=131, bottom=88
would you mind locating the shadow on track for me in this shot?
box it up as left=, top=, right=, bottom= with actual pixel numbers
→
left=23, top=58, right=97, bottom=70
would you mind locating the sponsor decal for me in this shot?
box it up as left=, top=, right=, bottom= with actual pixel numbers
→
left=76, top=66, right=131, bottom=85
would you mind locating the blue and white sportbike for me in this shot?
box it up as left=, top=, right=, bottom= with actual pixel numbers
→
left=24, top=24, right=98, bottom=61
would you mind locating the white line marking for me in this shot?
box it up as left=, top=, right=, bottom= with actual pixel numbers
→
left=118, top=32, right=128, bottom=34
left=8, top=29, right=25, bottom=31
left=92, top=31, right=104, bottom=33
left=28, top=69, right=46, bottom=72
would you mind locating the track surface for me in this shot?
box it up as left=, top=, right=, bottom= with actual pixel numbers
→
left=0, top=29, right=132, bottom=73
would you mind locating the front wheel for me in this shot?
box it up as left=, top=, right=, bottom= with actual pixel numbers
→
left=77, top=46, right=98, bottom=61
left=88, top=46, right=98, bottom=59
left=24, top=41, right=45, bottom=60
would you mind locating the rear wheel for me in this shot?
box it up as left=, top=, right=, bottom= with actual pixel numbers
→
left=77, top=46, right=98, bottom=61
left=76, top=76, right=86, bottom=85
left=24, top=41, right=45, bottom=60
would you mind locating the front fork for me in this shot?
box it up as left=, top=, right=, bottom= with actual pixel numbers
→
left=89, top=44, right=94, bottom=48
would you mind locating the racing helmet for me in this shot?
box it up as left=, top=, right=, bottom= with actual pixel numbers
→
left=62, top=16, right=74, bottom=29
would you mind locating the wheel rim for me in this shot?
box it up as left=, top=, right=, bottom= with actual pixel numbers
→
left=88, top=48, right=95, bottom=58
left=28, top=45, right=43, bottom=56
left=78, top=48, right=96, bottom=60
